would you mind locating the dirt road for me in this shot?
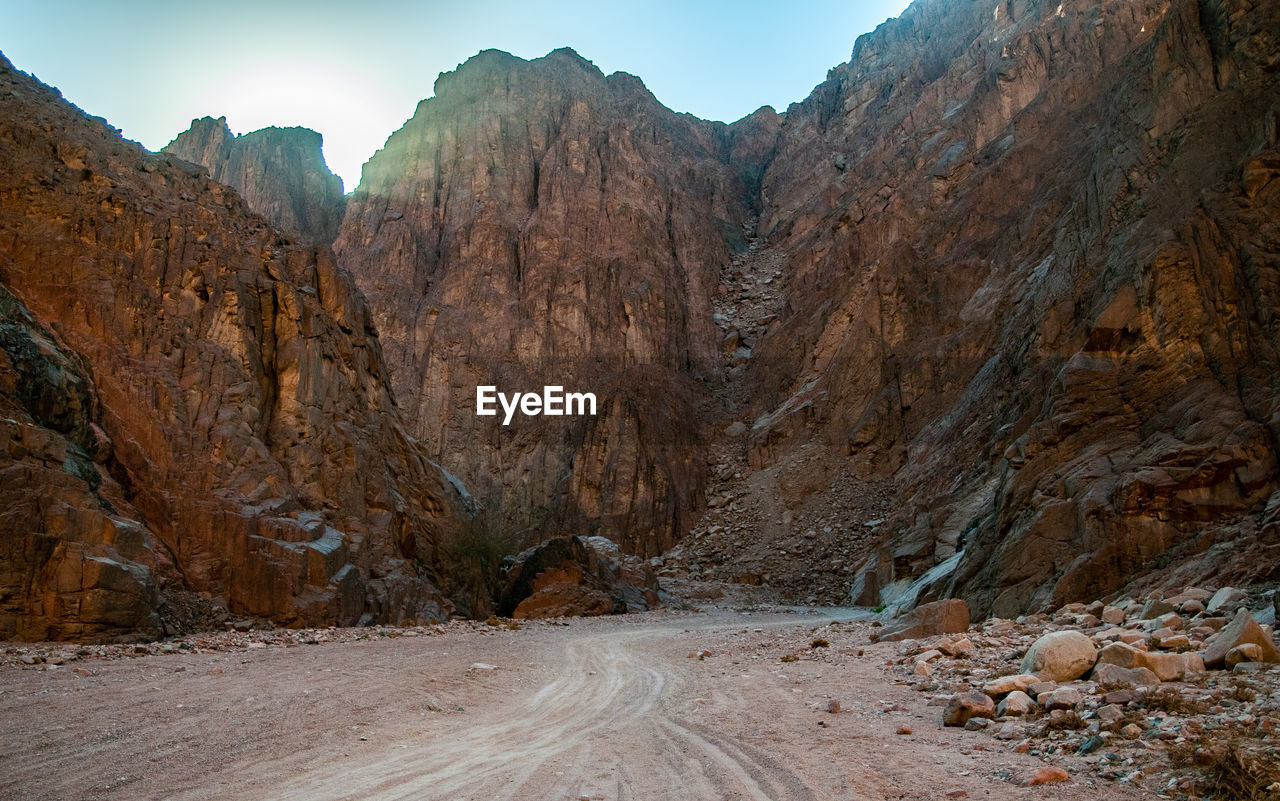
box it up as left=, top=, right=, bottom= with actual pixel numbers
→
left=0, top=609, right=1145, bottom=800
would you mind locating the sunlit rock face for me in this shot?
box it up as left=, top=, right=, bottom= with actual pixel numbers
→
left=164, top=116, right=346, bottom=246
left=746, top=0, right=1280, bottom=614
left=333, top=48, right=776, bottom=556
left=0, top=54, right=464, bottom=641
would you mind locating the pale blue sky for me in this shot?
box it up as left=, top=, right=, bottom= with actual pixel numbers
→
left=0, top=0, right=911, bottom=190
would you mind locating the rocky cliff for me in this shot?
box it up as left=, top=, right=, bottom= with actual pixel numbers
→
left=163, top=116, right=345, bottom=245
left=11, top=0, right=1280, bottom=636
left=0, top=54, right=463, bottom=640
left=332, top=48, right=775, bottom=556
left=736, top=0, right=1280, bottom=615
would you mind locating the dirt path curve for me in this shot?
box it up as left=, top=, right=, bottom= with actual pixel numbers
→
left=0, top=610, right=1148, bottom=801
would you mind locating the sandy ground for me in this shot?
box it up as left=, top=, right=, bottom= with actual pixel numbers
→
left=0, top=608, right=1150, bottom=801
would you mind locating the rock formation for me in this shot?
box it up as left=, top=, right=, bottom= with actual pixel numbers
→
left=9, top=0, right=1280, bottom=637
left=0, top=53, right=464, bottom=640
left=164, top=116, right=345, bottom=245
left=496, top=534, right=660, bottom=619
left=332, top=48, right=773, bottom=556
left=736, top=0, right=1280, bottom=615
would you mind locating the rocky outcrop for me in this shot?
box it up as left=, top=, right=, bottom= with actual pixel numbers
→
left=163, top=116, right=345, bottom=245
left=496, top=534, right=660, bottom=618
left=0, top=54, right=464, bottom=640
left=334, top=49, right=768, bottom=556
left=738, top=0, right=1280, bottom=614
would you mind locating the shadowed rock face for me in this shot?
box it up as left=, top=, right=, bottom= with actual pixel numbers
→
left=11, top=0, right=1280, bottom=636
left=0, top=55, right=463, bottom=640
left=333, top=48, right=775, bottom=556
left=746, top=0, right=1280, bottom=614
left=164, top=116, right=345, bottom=245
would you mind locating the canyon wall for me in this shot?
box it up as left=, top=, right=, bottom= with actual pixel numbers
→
left=332, top=49, right=776, bottom=555
left=0, top=54, right=464, bottom=640
left=13, top=0, right=1280, bottom=635
left=744, top=0, right=1280, bottom=614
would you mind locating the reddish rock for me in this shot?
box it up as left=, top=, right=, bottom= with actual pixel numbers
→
left=874, top=599, right=970, bottom=642
left=745, top=0, right=1280, bottom=615
left=331, top=49, right=770, bottom=559
left=1026, top=767, right=1069, bottom=786
left=942, top=691, right=996, bottom=727
left=0, top=55, right=463, bottom=640
left=1092, top=663, right=1160, bottom=690
left=498, top=535, right=659, bottom=619
left=1202, top=610, right=1280, bottom=668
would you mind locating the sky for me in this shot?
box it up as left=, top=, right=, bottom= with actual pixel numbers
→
left=0, top=0, right=912, bottom=191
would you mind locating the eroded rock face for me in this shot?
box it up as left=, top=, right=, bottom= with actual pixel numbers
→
left=333, top=49, right=768, bottom=557
left=0, top=54, right=463, bottom=639
left=744, top=0, right=1280, bottom=614
left=497, top=535, right=659, bottom=618
left=163, top=116, right=345, bottom=245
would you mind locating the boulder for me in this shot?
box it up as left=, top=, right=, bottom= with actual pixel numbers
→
left=1206, top=587, right=1249, bottom=615
left=943, top=692, right=996, bottom=726
left=1092, top=662, right=1160, bottom=689
left=1097, top=641, right=1146, bottom=669
left=1202, top=610, right=1280, bottom=668
left=982, top=674, right=1040, bottom=697
left=1020, top=630, right=1098, bottom=682
left=874, top=599, right=970, bottom=642
left=997, top=690, right=1035, bottom=717
left=1225, top=643, right=1263, bottom=668
left=1044, top=687, right=1082, bottom=710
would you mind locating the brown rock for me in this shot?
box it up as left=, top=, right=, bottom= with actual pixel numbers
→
left=943, top=692, right=996, bottom=727
left=1202, top=610, right=1280, bottom=668
left=331, top=48, right=767, bottom=559
left=1225, top=643, right=1264, bottom=668
left=1092, top=662, right=1160, bottom=690
left=982, top=674, right=1040, bottom=697
left=0, top=56, right=464, bottom=639
left=736, top=0, right=1280, bottom=619
left=498, top=535, right=659, bottom=619
left=874, top=599, right=970, bottom=642
left=1026, top=767, right=1069, bottom=786
left=996, top=691, right=1034, bottom=717
left=1020, top=630, right=1098, bottom=682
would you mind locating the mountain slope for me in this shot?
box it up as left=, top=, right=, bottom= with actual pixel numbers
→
left=739, top=0, right=1280, bottom=614
left=0, top=54, right=464, bottom=640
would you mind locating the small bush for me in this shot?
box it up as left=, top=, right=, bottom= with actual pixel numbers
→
left=1142, top=687, right=1210, bottom=716
left=1038, top=710, right=1087, bottom=733
left=1170, top=737, right=1280, bottom=801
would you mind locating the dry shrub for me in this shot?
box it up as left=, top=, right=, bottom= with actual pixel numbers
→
left=1227, top=680, right=1258, bottom=703
left=1142, top=687, right=1210, bottom=716
left=1170, top=736, right=1280, bottom=800
left=1038, top=710, right=1087, bottom=733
